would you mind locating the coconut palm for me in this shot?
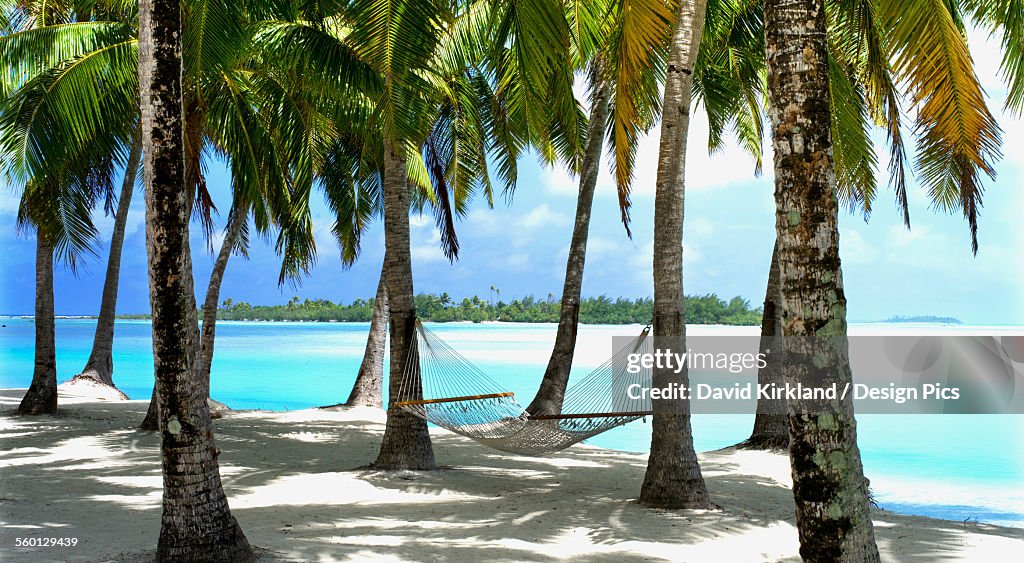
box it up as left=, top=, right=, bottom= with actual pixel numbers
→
left=14, top=174, right=103, bottom=415
left=344, top=262, right=388, bottom=407
left=526, top=0, right=675, bottom=415
left=71, top=129, right=139, bottom=398
left=764, top=0, right=880, bottom=557
left=0, top=0, right=326, bottom=429
left=637, top=0, right=713, bottom=508
left=256, top=0, right=581, bottom=469
left=1, top=0, right=134, bottom=413
left=690, top=0, right=1012, bottom=449
left=761, top=0, right=1005, bottom=556
left=136, top=0, right=253, bottom=558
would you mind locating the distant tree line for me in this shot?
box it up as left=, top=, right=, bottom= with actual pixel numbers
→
left=882, top=315, right=962, bottom=324
left=202, top=293, right=763, bottom=325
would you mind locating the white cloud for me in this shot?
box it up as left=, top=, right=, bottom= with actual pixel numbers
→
left=586, top=235, right=625, bottom=259
left=541, top=96, right=768, bottom=200
left=409, top=214, right=433, bottom=228
left=839, top=228, right=877, bottom=264
left=411, top=243, right=447, bottom=264
left=504, top=252, right=531, bottom=270
left=518, top=204, right=571, bottom=229
left=543, top=164, right=579, bottom=197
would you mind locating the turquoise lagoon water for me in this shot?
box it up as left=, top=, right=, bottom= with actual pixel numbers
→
left=1, top=318, right=1022, bottom=527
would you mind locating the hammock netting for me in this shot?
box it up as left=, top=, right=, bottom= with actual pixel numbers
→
left=393, top=323, right=654, bottom=456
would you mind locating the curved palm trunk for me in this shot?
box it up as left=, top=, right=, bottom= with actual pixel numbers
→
left=139, top=1, right=252, bottom=559
left=526, top=75, right=611, bottom=416
left=738, top=239, right=787, bottom=448
left=345, top=261, right=387, bottom=408
left=639, top=0, right=712, bottom=509
left=72, top=130, right=142, bottom=397
left=372, top=141, right=436, bottom=470
left=18, top=238, right=58, bottom=415
left=764, top=0, right=879, bottom=560
left=198, top=199, right=247, bottom=392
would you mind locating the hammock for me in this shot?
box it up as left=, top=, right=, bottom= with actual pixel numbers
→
left=393, top=322, right=654, bottom=456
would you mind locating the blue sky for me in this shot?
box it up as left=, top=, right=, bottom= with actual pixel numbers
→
left=1, top=31, right=1021, bottom=324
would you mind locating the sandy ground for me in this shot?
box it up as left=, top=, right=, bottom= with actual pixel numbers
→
left=1, top=389, right=1022, bottom=562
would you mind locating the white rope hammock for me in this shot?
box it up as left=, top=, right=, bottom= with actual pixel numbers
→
left=393, top=322, right=654, bottom=456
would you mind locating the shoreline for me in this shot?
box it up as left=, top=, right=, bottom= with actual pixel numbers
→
left=6, top=316, right=1020, bottom=329
left=2, top=388, right=1023, bottom=561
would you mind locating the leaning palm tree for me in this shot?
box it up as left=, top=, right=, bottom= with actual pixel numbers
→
left=70, top=128, right=139, bottom=398
left=527, top=0, right=675, bottom=416
left=136, top=0, right=253, bottom=558
left=344, top=263, right=388, bottom=407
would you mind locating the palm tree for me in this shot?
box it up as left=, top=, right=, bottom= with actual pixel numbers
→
left=258, top=0, right=579, bottom=469
left=690, top=0, right=1009, bottom=449
left=527, top=0, right=684, bottom=415
left=17, top=229, right=57, bottom=414
left=0, top=0, right=316, bottom=428
left=137, top=0, right=252, bottom=558
left=764, top=1, right=879, bottom=556
left=71, top=128, right=140, bottom=398
left=344, top=261, right=387, bottom=407
left=638, top=0, right=713, bottom=508
left=2, top=1, right=128, bottom=414
left=762, top=0, right=1008, bottom=556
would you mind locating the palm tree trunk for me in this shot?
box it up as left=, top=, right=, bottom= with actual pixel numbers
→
left=638, top=0, right=712, bottom=509
left=198, top=199, right=247, bottom=392
left=345, top=261, right=387, bottom=407
left=18, top=238, right=58, bottom=415
left=372, top=140, right=436, bottom=470
left=72, top=129, right=142, bottom=397
left=138, top=1, right=252, bottom=559
left=526, top=73, right=611, bottom=416
left=738, top=238, right=787, bottom=448
left=764, top=0, right=879, bottom=560
left=140, top=387, right=159, bottom=430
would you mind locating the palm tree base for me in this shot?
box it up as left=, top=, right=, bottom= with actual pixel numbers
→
left=638, top=481, right=716, bottom=510
left=733, top=434, right=789, bottom=451
left=17, top=384, right=57, bottom=415
left=64, top=373, right=131, bottom=400
left=372, top=411, right=437, bottom=470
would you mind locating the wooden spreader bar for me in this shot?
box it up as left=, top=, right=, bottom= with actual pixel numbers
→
left=394, top=392, right=514, bottom=407
left=529, top=410, right=654, bottom=421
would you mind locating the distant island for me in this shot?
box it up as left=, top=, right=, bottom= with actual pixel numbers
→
left=113, top=293, right=764, bottom=326
left=881, top=315, right=963, bottom=324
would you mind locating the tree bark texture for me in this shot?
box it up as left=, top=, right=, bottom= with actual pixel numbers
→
left=138, top=0, right=253, bottom=559
left=764, top=0, right=880, bottom=560
left=18, top=238, right=58, bottom=415
left=372, top=140, right=436, bottom=470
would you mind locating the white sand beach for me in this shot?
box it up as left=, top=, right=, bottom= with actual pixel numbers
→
left=2, top=388, right=1022, bottom=562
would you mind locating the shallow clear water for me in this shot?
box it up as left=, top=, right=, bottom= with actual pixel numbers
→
left=1, top=318, right=1021, bottom=527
